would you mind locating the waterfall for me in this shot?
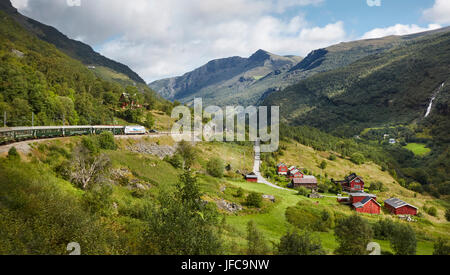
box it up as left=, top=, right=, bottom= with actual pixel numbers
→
left=424, top=82, right=445, bottom=118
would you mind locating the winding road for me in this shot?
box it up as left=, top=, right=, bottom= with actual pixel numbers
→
left=253, top=139, right=296, bottom=192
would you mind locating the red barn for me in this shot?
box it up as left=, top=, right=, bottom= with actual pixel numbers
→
left=277, top=163, right=288, bottom=175
left=352, top=196, right=381, bottom=214
left=349, top=193, right=376, bottom=203
left=245, top=173, right=258, bottom=182
left=384, top=198, right=418, bottom=216
left=333, top=173, right=364, bottom=192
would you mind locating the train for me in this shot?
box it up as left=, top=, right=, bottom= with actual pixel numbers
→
left=0, top=125, right=148, bottom=145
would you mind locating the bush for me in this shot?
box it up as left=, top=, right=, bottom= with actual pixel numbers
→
left=329, top=154, right=337, bottom=161
left=81, top=136, right=100, bottom=155
left=334, top=215, right=373, bottom=255
left=433, top=238, right=450, bottom=255
left=408, top=182, right=424, bottom=194
left=165, top=154, right=183, bottom=169
left=277, top=230, right=325, bottom=255
left=236, top=187, right=244, bottom=198
left=317, top=183, right=329, bottom=193
left=97, top=132, right=117, bottom=150
left=247, top=221, right=269, bottom=255
left=246, top=192, right=262, bottom=208
left=368, top=181, right=384, bottom=192
left=445, top=208, right=450, bottom=222
left=206, top=158, right=225, bottom=178
left=350, top=153, right=365, bottom=165
left=296, top=186, right=310, bottom=197
left=373, top=219, right=395, bottom=240
left=7, top=147, right=20, bottom=161
left=319, top=160, right=327, bottom=169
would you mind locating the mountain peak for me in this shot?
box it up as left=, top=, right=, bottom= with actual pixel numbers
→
left=0, top=0, right=17, bottom=14
left=249, top=49, right=272, bottom=62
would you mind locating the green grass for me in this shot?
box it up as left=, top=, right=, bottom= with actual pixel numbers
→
left=403, top=143, right=431, bottom=156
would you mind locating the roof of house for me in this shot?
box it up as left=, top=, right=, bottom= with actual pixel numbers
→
left=291, top=169, right=302, bottom=174
left=384, top=198, right=418, bottom=210
left=277, top=163, right=287, bottom=167
left=292, top=177, right=318, bottom=184
left=349, top=192, right=376, bottom=198
left=245, top=173, right=258, bottom=179
left=345, top=173, right=363, bottom=182
left=353, top=197, right=380, bottom=208
left=288, top=166, right=296, bottom=171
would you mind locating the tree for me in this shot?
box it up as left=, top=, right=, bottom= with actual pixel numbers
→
left=445, top=208, right=450, bottom=222
left=350, top=153, right=365, bottom=165
left=296, top=186, right=310, bottom=197
left=433, top=238, right=450, bottom=255
left=247, top=221, right=269, bottom=255
left=334, top=215, right=373, bottom=255
left=389, top=223, right=416, bottom=255
left=176, top=140, right=197, bottom=169
left=236, top=187, right=244, bottom=198
left=69, top=144, right=111, bottom=190
left=277, top=230, right=325, bottom=255
left=143, top=170, right=222, bottom=255
left=319, top=160, right=328, bottom=170
left=206, top=158, right=224, bottom=178
left=97, top=132, right=117, bottom=150
left=246, top=192, right=262, bottom=208
left=144, top=112, right=155, bottom=129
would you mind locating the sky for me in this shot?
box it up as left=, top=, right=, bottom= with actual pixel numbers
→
left=10, top=0, right=450, bottom=82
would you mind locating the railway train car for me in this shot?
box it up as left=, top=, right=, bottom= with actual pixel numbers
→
left=124, top=125, right=147, bottom=135
left=0, top=125, right=138, bottom=145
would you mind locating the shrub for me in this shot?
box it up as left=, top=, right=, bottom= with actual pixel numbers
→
left=373, top=219, right=395, bottom=240
left=236, top=187, right=244, bottom=198
left=7, top=147, right=20, bottom=161
left=433, top=238, right=450, bottom=255
left=296, top=186, right=310, bottom=197
left=368, top=181, right=384, bottom=192
left=277, top=230, right=325, bottom=255
left=317, top=183, right=329, bottom=193
left=246, top=192, right=262, bottom=208
left=445, top=208, right=450, bottom=222
left=350, top=153, right=365, bottom=165
left=329, top=154, right=337, bottom=161
left=247, top=221, right=269, bottom=255
left=81, top=136, right=100, bottom=155
left=408, top=182, right=424, bottom=194
left=206, top=158, right=225, bottom=178
left=165, top=154, right=183, bottom=169
left=334, top=215, right=373, bottom=255
left=389, top=223, right=417, bottom=255
left=319, top=160, right=327, bottom=169
left=97, top=132, right=117, bottom=150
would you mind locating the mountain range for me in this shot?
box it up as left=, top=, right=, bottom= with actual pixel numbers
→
left=149, top=27, right=450, bottom=107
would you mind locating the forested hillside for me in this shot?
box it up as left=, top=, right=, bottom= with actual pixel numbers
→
left=0, top=10, right=170, bottom=126
left=0, top=0, right=145, bottom=84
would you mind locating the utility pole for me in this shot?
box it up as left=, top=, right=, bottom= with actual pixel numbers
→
left=3, top=111, right=6, bottom=128
left=32, top=112, right=34, bottom=127
left=62, top=114, right=65, bottom=126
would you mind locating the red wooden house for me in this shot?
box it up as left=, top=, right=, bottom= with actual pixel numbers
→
left=333, top=173, right=365, bottom=192
left=245, top=173, right=258, bottom=182
left=277, top=163, right=288, bottom=175
left=289, top=169, right=304, bottom=179
left=349, top=192, right=376, bottom=203
left=384, top=198, right=418, bottom=216
left=352, top=196, right=381, bottom=214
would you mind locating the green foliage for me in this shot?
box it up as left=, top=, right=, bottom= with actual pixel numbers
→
left=206, top=158, right=225, bottom=178
left=433, top=238, right=450, bottom=255
left=176, top=140, right=197, bottom=168
left=142, top=170, right=222, bottom=255
left=389, top=223, right=417, bottom=255
left=97, top=132, right=117, bottom=150
left=277, top=230, right=325, bottom=255
left=81, top=136, right=100, bottom=155
left=82, top=184, right=114, bottom=216
left=143, top=112, right=155, bottom=129
left=236, top=187, right=244, bottom=198
left=319, top=160, right=328, bottom=170
left=285, top=204, right=333, bottom=232
left=7, top=146, right=20, bottom=161
left=165, top=153, right=183, bottom=169
left=334, top=215, right=373, bottom=255
left=246, top=192, right=263, bottom=208
left=246, top=220, right=270, bottom=255
left=445, top=208, right=450, bottom=222
left=368, top=181, right=384, bottom=192
left=425, top=206, right=438, bottom=217
left=350, top=153, right=365, bottom=165
left=372, top=219, right=396, bottom=240
left=329, top=154, right=337, bottom=161
left=408, top=182, right=424, bottom=194
left=296, top=186, right=310, bottom=197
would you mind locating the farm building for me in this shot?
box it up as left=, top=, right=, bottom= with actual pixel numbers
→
left=384, top=198, right=418, bottom=216
left=277, top=163, right=288, bottom=175
left=292, top=176, right=318, bottom=190
left=349, top=192, right=376, bottom=203
left=352, top=197, right=381, bottom=214
left=245, top=173, right=258, bottom=182
left=333, top=173, right=365, bottom=192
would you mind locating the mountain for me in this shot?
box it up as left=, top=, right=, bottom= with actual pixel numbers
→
left=149, top=49, right=302, bottom=106
left=0, top=6, right=166, bottom=127
left=0, top=0, right=145, bottom=84
left=150, top=28, right=450, bottom=107
left=263, top=29, right=450, bottom=137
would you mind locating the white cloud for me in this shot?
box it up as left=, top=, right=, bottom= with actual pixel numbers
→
left=366, top=0, right=381, bottom=7
left=361, top=24, right=442, bottom=39
left=12, top=0, right=346, bottom=82
left=423, top=0, right=450, bottom=24
left=10, top=0, right=28, bottom=9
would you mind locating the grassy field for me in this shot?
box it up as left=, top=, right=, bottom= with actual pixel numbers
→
left=403, top=143, right=431, bottom=156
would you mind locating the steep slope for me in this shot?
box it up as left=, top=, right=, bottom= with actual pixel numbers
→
left=150, top=28, right=450, bottom=107
left=149, top=50, right=302, bottom=106
left=0, top=9, right=163, bottom=126
left=263, top=30, right=450, bottom=137
left=0, top=0, right=145, bottom=84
